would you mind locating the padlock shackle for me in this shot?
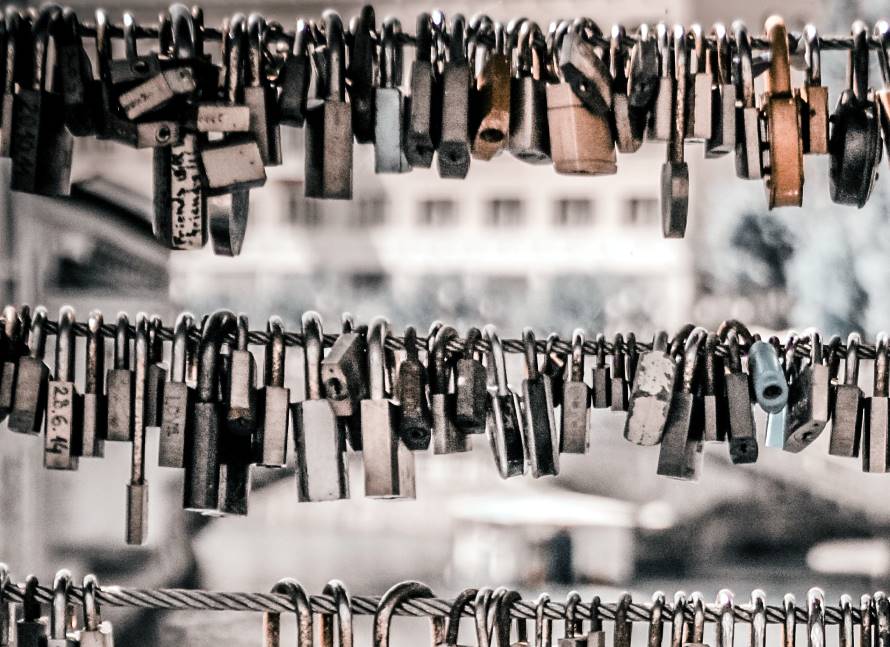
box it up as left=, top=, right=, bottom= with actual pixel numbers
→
left=415, top=12, right=433, bottom=64
left=444, top=588, right=477, bottom=647
left=750, top=590, right=767, bottom=647
left=543, top=332, right=563, bottom=381
left=192, top=6, right=206, bottom=57
left=123, top=11, right=139, bottom=60
left=844, top=332, right=861, bottom=386
left=494, top=588, right=526, bottom=647
left=669, top=23, right=687, bottom=161
left=611, top=24, right=628, bottom=88
left=431, top=325, right=458, bottom=395
left=374, top=582, right=443, bottom=647
left=593, top=332, right=607, bottom=369
left=114, top=312, right=131, bottom=370
left=681, top=327, right=707, bottom=391
left=616, top=593, right=634, bottom=647
left=689, top=593, right=706, bottom=644
left=367, top=316, right=392, bottom=400
left=169, top=4, right=197, bottom=61
left=31, top=4, right=63, bottom=92
left=225, top=14, right=247, bottom=106
left=482, top=324, right=508, bottom=397
left=95, top=9, right=114, bottom=81
left=669, top=592, right=687, bottom=647
left=235, top=313, right=250, bottom=351
left=802, top=25, right=822, bottom=85
left=196, top=309, right=238, bottom=402
left=302, top=311, right=324, bottom=400
left=171, top=312, right=195, bottom=384
left=2, top=305, right=21, bottom=352
left=82, top=574, right=102, bottom=631
left=875, top=332, right=889, bottom=397
left=346, top=5, right=375, bottom=90
left=669, top=323, right=695, bottom=359
left=264, top=316, right=286, bottom=389
left=264, top=578, right=313, bottom=647
left=294, top=18, right=312, bottom=57
left=765, top=16, right=792, bottom=94
left=709, top=23, right=731, bottom=86
left=716, top=590, right=735, bottom=647
left=403, top=326, right=420, bottom=362
left=612, top=333, right=626, bottom=380
left=732, top=21, right=755, bottom=108
left=564, top=590, right=584, bottom=638
left=716, top=319, right=753, bottom=346
left=321, top=580, right=353, bottom=647
left=448, top=14, right=466, bottom=64
left=703, top=332, right=720, bottom=395
left=546, top=20, right=571, bottom=82
left=651, top=330, right=669, bottom=354
left=380, top=17, right=402, bottom=89
left=474, top=588, right=495, bottom=647
left=534, top=593, right=552, bottom=647
left=54, top=306, right=76, bottom=383
left=570, top=328, right=585, bottom=382
left=247, top=13, right=267, bottom=87
left=463, top=327, right=481, bottom=361
left=647, top=592, right=664, bottom=647
left=50, top=569, right=73, bottom=640
left=849, top=20, right=870, bottom=101
left=876, top=21, right=890, bottom=85
left=28, top=307, right=48, bottom=361
left=521, top=327, right=540, bottom=380
left=22, top=575, right=41, bottom=623
left=149, top=315, right=164, bottom=364
left=655, top=22, right=671, bottom=79
left=323, top=10, right=346, bottom=101
left=688, top=23, right=706, bottom=74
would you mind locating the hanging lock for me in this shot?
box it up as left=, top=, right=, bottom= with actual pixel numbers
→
left=277, top=19, right=312, bottom=127
left=720, top=326, right=758, bottom=464
left=145, top=315, right=168, bottom=430
left=454, top=327, right=487, bottom=434
left=864, top=331, right=890, bottom=472
left=624, top=330, right=677, bottom=445
left=361, top=317, right=415, bottom=498
left=374, top=18, right=411, bottom=174
left=242, top=14, right=281, bottom=166
left=159, top=313, right=197, bottom=468
left=106, top=313, right=135, bottom=442
left=685, top=24, right=712, bottom=142
left=293, top=312, right=349, bottom=502
left=45, top=307, right=82, bottom=471
left=647, top=23, right=673, bottom=141
left=558, top=592, right=589, bottom=647
left=829, top=332, right=863, bottom=458
left=705, top=24, right=735, bottom=157
left=321, top=315, right=367, bottom=450
left=559, top=18, right=612, bottom=116
left=394, top=327, right=432, bottom=450
left=733, top=22, right=765, bottom=180
left=47, top=571, right=76, bottom=647
left=261, top=579, right=313, bottom=647
left=764, top=335, right=792, bottom=449
left=829, top=20, right=882, bottom=208
left=405, top=13, right=440, bottom=168
left=55, top=9, right=101, bottom=137
left=437, top=14, right=471, bottom=178
left=470, top=18, right=510, bottom=160
left=784, top=330, right=831, bottom=452
left=612, top=25, right=644, bottom=154
left=591, top=333, right=611, bottom=409
left=702, top=332, right=728, bottom=442
left=877, top=22, right=890, bottom=163
left=799, top=25, right=829, bottom=155
left=8, top=307, right=49, bottom=435
left=483, top=325, right=525, bottom=478
left=305, top=10, right=353, bottom=199
left=661, top=24, right=689, bottom=239
left=657, top=328, right=706, bottom=480
left=346, top=5, right=376, bottom=143
left=762, top=16, right=804, bottom=208
left=561, top=329, right=590, bottom=454
left=256, top=316, right=290, bottom=467
left=80, top=311, right=105, bottom=458
left=0, top=306, right=29, bottom=422
left=126, top=314, right=150, bottom=542
left=430, top=326, right=470, bottom=454
left=508, top=21, right=550, bottom=163
left=520, top=328, right=558, bottom=477
left=76, top=575, right=114, bottom=647
left=16, top=576, right=47, bottom=647
left=748, top=336, right=789, bottom=414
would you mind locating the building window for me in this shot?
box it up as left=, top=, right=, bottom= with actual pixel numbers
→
left=625, top=197, right=658, bottom=226
left=554, top=198, right=594, bottom=227
left=351, top=272, right=387, bottom=291
left=354, top=195, right=387, bottom=228
left=286, top=184, right=323, bottom=227
left=418, top=199, right=457, bottom=227
left=486, top=199, right=525, bottom=227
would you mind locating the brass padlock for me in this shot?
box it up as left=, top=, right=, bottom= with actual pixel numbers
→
left=470, top=17, right=510, bottom=160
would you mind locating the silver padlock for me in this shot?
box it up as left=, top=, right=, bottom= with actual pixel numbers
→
left=624, top=331, right=677, bottom=445
left=47, top=571, right=76, bottom=647
left=77, top=575, right=114, bottom=647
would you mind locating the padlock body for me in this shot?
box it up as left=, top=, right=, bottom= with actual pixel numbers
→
left=647, top=77, right=673, bottom=141
left=784, top=365, right=830, bottom=452
left=624, top=352, right=677, bottom=445
left=521, top=376, right=558, bottom=477
left=406, top=60, right=439, bottom=168
left=293, top=398, right=349, bottom=501
left=612, top=94, right=643, bottom=154
left=829, top=383, right=862, bottom=458
left=661, top=161, right=689, bottom=238
left=656, top=392, right=701, bottom=480
left=200, top=139, right=266, bottom=194
left=592, top=366, right=611, bottom=408
left=244, top=84, right=282, bottom=166
left=610, top=375, right=629, bottom=411
left=44, top=381, right=81, bottom=470
left=765, top=406, right=787, bottom=448
left=153, top=134, right=207, bottom=249
left=558, top=35, right=612, bottom=116
left=159, top=382, right=194, bottom=468
left=509, top=76, right=550, bottom=164
left=278, top=55, right=310, bottom=126
left=374, top=88, right=411, bottom=174
left=471, top=54, right=510, bottom=161
left=8, top=357, right=49, bottom=435
left=546, top=83, right=616, bottom=175
left=432, top=392, right=470, bottom=454
left=747, top=340, right=788, bottom=413
left=184, top=401, right=221, bottom=511
left=560, top=380, right=589, bottom=453
left=305, top=99, right=353, bottom=199
left=145, top=363, right=167, bottom=429
left=321, top=332, right=367, bottom=419
left=257, top=384, right=290, bottom=467
left=486, top=391, right=525, bottom=478
left=735, top=106, right=764, bottom=179
left=106, top=368, right=134, bottom=441
left=196, top=104, right=251, bottom=133
left=225, top=349, right=257, bottom=435
left=438, top=63, right=471, bottom=178
left=360, top=398, right=415, bottom=498
left=11, top=89, right=73, bottom=196
left=126, top=480, right=148, bottom=544
left=864, top=397, right=890, bottom=472
left=706, top=84, right=736, bottom=157
left=764, top=94, right=804, bottom=208
left=725, top=372, right=758, bottom=464
left=395, top=358, right=431, bottom=450
left=0, top=360, right=18, bottom=419
left=455, top=358, right=487, bottom=433
left=686, top=72, right=713, bottom=141
left=801, top=84, right=829, bottom=154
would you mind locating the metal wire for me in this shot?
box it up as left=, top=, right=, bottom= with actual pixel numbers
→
left=0, top=579, right=871, bottom=625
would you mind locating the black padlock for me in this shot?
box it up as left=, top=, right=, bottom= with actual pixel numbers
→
left=56, top=9, right=100, bottom=136
left=278, top=19, right=312, bottom=127
left=405, top=13, right=440, bottom=168
left=159, top=312, right=197, bottom=468
left=10, top=5, right=73, bottom=197
left=346, top=5, right=376, bottom=143
left=0, top=305, right=29, bottom=421
left=437, top=14, right=471, bottom=179
left=591, top=333, right=611, bottom=409
left=244, top=14, right=282, bottom=166
left=305, top=10, right=353, bottom=199
left=8, top=306, right=49, bottom=435
left=521, top=328, right=558, bottom=478
left=722, top=328, right=758, bottom=464
left=509, top=21, right=550, bottom=163
left=430, top=325, right=470, bottom=454
left=454, top=327, right=487, bottom=434
left=395, top=326, right=432, bottom=450
left=483, top=325, right=525, bottom=478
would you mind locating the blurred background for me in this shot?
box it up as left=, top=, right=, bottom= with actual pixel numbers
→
left=2, top=0, right=890, bottom=644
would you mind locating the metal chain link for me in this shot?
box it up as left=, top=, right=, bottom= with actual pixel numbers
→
left=0, top=578, right=869, bottom=625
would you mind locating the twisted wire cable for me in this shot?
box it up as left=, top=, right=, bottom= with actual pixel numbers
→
left=0, top=579, right=870, bottom=624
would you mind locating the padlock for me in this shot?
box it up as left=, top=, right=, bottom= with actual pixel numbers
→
left=243, top=14, right=281, bottom=166
left=454, top=327, right=487, bottom=434
left=0, top=306, right=28, bottom=422
left=322, top=315, right=367, bottom=449
left=159, top=313, right=196, bottom=468
left=591, top=333, right=611, bottom=409
left=612, top=25, right=644, bottom=154
left=520, top=328, right=558, bottom=477
left=877, top=22, right=890, bottom=163
left=685, top=25, right=713, bottom=142
left=319, top=580, right=351, bottom=647
left=647, top=23, right=672, bottom=142
left=346, top=6, right=376, bottom=143
left=764, top=335, right=792, bottom=449
left=609, top=333, right=629, bottom=412
left=830, top=21, right=882, bottom=207
left=151, top=7, right=207, bottom=250
left=839, top=595, right=855, bottom=647
left=493, top=589, right=528, bottom=647
left=278, top=19, right=312, bottom=127
left=80, top=311, right=106, bottom=458
left=715, top=590, right=734, bottom=647
left=808, top=589, right=825, bottom=647
left=627, top=24, right=658, bottom=111
left=225, top=314, right=258, bottom=436
left=9, top=307, right=49, bottom=435
left=860, top=594, right=873, bottom=647
left=559, top=19, right=612, bottom=116
left=184, top=310, right=238, bottom=512
left=785, top=330, right=831, bottom=452
left=561, top=329, right=589, bottom=453
left=705, top=24, right=736, bottom=157
left=55, top=9, right=100, bottom=136
left=702, top=332, right=728, bottom=442
left=293, top=311, right=349, bottom=501
left=77, top=575, right=114, bottom=647
left=443, top=588, right=478, bottom=647
left=217, top=422, right=253, bottom=516
left=262, top=579, right=313, bottom=647
left=661, top=24, right=689, bottom=239
left=438, top=14, right=471, bottom=178
left=126, top=314, right=150, bottom=544
left=375, top=583, right=445, bottom=647
left=405, top=13, right=440, bottom=167
left=801, top=25, right=829, bottom=155
left=547, top=21, right=616, bottom=175
left=361, top=317, right=415, bottom=498
left=624, top=331, right=677, bottom=445
left=47, top=571, right=76, bottom=647
left=305, top=11, right=353, bottom=199
left=686, top=592, right=708, bottom=647
left=864, top=332, right=889, bottom=472
left=748, top=337, right=789, bottom=413
left=144, top=315, right=167, bottom=429
left=10, top=6, right=73, bottom=197
left=657, top=327, right=706, bottom=480
left=430, top=326, right=470, bottom=454
left=17, top=576, right=47, bottom=647
left=762, top=16, right=804, bottom=208
left=470, top=18, right=510, bottom=161
left=108, top=11, right=165, bottom=84
left=395, top=327, right=432, bottom=450
left=829, top=332, right=863, bottom=457
left=0, top=12, right=28, bottom=158
left=509, top=21, right=550, bottom=163
left=556, top=592, right=585, bottom=647
left=646, top=593, right=664, bottom=647
left=722, top=328, right=758, bottom=464
left=749, top=591, right=767, bottom=647
left=106, top=313, right=135, bottom=442
left=374, top=18, right=411, bottom=174
left=483, top=325, right=525, bottom=478
left=257, top=316, right=290, bottom=467
left=45, top=307, right=81, bottom=470
left=541, top=332, right=566, bottom=410
left=733, top=22, right=764, bottom=180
